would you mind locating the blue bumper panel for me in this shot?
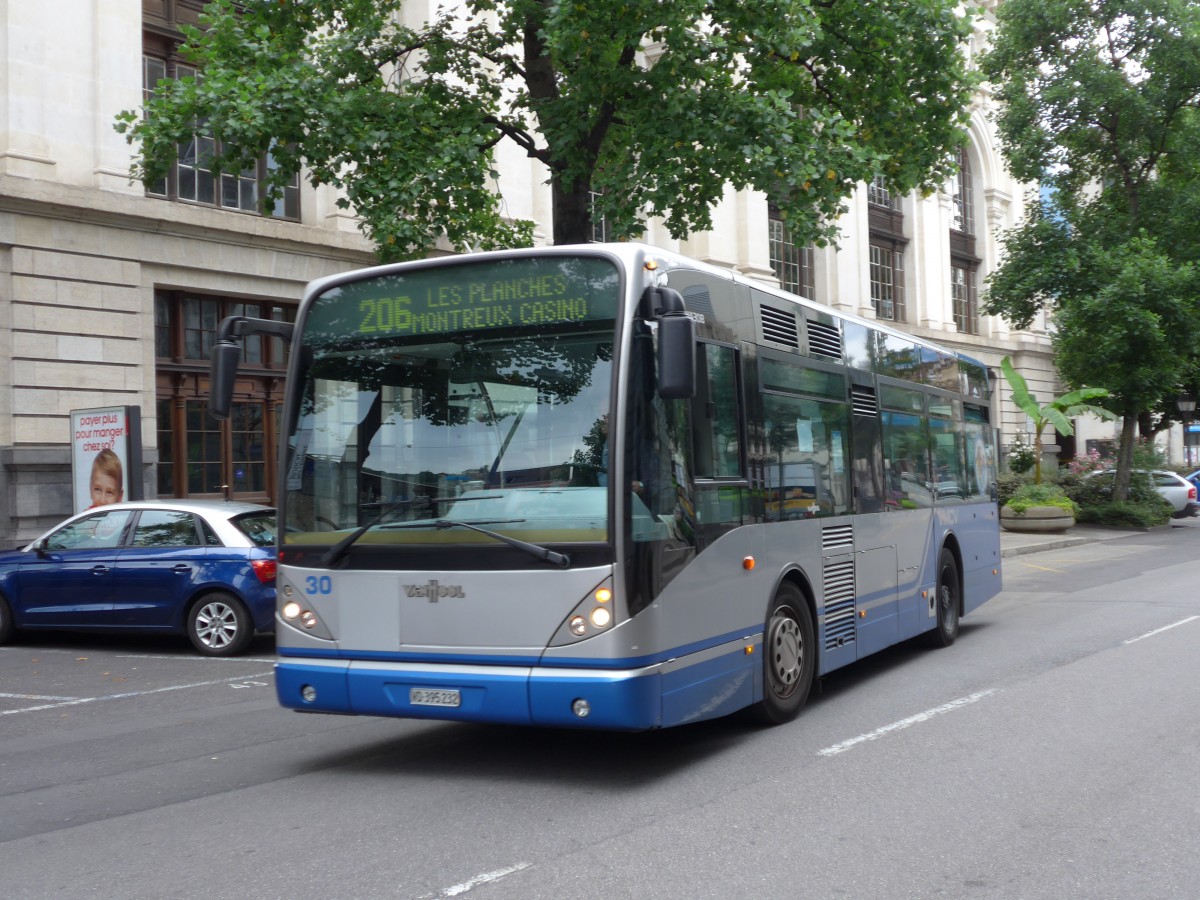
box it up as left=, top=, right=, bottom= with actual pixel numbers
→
left=528, top=668, right=662, bottom=730
left=276, top=661, right=352, bottom=712
left=661, top=649, right=755, bottom=728
left=276, top=658, right=664, bottom=729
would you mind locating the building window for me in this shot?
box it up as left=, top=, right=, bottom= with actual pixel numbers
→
left=952, top=147, right=974, bottom=235
left=590, top=191, right=612, bottom=242
left=867, top=176, right=898, bottom=210
left=952, top=263, right=979, bottom=334
left=768, top=206, right=816, bottom=300
left=141, top=37, right=299, bottom=219
left=867, top=178, right=906, bottom=322
left=870, top=241, right=905, bottom=322
left=154, top=291, right=294, bottom=501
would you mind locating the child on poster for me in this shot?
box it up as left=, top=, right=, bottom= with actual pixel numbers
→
left=88, top=448, right=125, bottom=508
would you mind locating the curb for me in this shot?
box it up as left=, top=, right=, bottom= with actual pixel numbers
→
left=1001, top=536, right=1094, bottom=558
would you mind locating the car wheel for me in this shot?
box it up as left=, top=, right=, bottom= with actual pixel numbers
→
left=750, top=582, right=815, bottom=725
left=924, top=548, right=961, bottom=648
left=0, top=593, right=15, bottom=645
left=187, top=592, right=253, bottom=657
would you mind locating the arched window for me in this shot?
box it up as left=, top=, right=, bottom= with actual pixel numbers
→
left=952, top=147, right=975, bottom=236
left=949, top=146, right=980, bottom=334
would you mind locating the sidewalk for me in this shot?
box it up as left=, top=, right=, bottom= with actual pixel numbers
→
left=999, top=519, right=1196, bottom=558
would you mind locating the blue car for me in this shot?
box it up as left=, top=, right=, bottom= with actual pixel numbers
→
left=0, top=499, right=277, bottom=656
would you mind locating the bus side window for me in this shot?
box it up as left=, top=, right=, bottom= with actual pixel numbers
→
left=692, top=343, right=742, bottom=479
left=880, top=410, right=932, bottom=510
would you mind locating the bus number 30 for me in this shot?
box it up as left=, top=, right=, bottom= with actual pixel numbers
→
left=306, top=575, right=333, bottom=595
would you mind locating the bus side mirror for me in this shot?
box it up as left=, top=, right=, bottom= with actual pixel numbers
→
left=641, top=286, right=696, bottom=400
left=209, top=340, right=241, bottom=421
left=657, top=313, right=695, bottom=399
left=209, top=315, right=294, bottom=421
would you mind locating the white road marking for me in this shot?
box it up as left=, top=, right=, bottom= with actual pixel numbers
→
left=434, top=863, right=533, bottom=898
left=0, top=672, right=273, bottom=716
left=1123, top=615, right=1200, bottom=645
left=819, top=689, right=998, bottom=757
left=0, top=692, right=77, bottom=701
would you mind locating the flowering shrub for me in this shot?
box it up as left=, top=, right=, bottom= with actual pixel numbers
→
left=1066, top=448, right=1112, bottom=476
left=1006, top=436, right=1037, bottom=475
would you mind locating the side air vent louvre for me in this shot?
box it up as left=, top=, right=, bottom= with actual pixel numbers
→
left=823, top=558, right=857, bottom=650
left=851, top=385, right=878, bottom=417
left=806, top=320, right=843, bottom=360
left=822, top=523, right=853, bottom=552
left=681, top=284, right=715, bottom=318
left=761, top=305, right=800, bottom=349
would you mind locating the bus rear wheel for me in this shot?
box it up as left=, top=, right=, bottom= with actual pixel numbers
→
left=924, top=548, right=961, bottom=648
left=752, top=583, right=815, bottom=725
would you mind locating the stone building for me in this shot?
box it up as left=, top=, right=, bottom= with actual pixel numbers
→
left=0, top=0, right=1061, bottom=545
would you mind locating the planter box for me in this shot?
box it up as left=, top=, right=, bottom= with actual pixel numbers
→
left=1000, top=504, right=1074, bottom=534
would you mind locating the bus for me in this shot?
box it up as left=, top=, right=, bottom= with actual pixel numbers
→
left=210, top=243, right=1002, bottom=730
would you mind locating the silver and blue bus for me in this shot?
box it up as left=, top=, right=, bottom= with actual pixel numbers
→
left=210, top=243, right=1002, bottom=730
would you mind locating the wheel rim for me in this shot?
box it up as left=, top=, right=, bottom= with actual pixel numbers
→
left=195, top=601, right=239, bottom=650
left=767, top=612, right=803, bottom=699
left=939, top=571, right=958, bottom=636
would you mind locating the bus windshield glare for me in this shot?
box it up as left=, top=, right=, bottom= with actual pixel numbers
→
left=284, top=256, right=619, bottom=547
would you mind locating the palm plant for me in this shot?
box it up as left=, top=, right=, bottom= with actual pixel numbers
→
left=1001, top=357, right=1117, bottom=484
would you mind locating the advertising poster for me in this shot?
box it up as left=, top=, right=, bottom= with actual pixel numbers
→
left=70, top=406, right=143, bottom=514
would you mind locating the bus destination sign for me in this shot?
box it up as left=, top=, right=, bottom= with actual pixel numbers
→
left=310, top=257, right=619, bottom=340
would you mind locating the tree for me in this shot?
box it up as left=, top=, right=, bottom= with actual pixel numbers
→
left=980, top=0, right=1200, bottom=499
left=117, top=0, right=977, bottom=261
left=1000, top=356, right=1115, bottom=484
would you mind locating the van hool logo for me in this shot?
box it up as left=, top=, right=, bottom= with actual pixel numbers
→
left=404, top=579, right=465, bottom=602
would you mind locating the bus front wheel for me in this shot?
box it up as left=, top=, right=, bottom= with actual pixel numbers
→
left=925, top=548, right=961, bottom=648
left=752, top=583, right=815, bottom=725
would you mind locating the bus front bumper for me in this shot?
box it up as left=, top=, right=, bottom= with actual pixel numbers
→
left=274, top=657, right=664, bottom=730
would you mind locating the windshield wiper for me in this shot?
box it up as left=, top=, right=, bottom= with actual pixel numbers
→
left=320, top=514, right=570, bottom=569
left=318, top=497, right=421, bottom=568
left=383, top=519, right=570, bottom=569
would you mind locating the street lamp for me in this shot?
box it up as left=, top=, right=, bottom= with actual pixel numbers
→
left=1178, top=393, right=1196, bottom=467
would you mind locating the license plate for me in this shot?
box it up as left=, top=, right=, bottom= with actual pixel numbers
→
left=410, top=688, right=461, bottom=708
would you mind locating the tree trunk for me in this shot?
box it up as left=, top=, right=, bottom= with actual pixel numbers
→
left=552, top=174, right=593, bottom=245
left=1112, top=414, right=1138, bottom=502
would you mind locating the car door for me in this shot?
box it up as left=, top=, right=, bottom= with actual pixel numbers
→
left=111, top=509, right=211, bottom=627
left=13, top=508, right=134, bottom=626
left=1152, top=472, right=1186, bottom=513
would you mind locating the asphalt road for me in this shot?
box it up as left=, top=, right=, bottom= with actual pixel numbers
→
left=2, top=526, right=1198, bottom=899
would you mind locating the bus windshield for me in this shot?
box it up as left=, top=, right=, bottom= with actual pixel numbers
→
left=283, top=255, right=619, bottom=547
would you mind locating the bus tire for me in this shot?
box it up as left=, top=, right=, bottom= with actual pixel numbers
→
left=752, top=583, right=815, bottom=725
left=925, top=548, right=961, bottom=648
left=187, top=592, right=253, bottom=657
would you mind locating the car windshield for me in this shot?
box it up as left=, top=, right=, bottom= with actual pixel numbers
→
left=233, top=511, right=278, bottom=548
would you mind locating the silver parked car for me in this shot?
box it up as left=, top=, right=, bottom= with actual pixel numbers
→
left=1086, top=469, right=1200, bottom=519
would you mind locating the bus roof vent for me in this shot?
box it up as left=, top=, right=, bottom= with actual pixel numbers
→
left=760, top=304, right=800, bottom=349
left=681, top=284, right=716, bottom=318
left=822, top=523, right=853, bottom=552
left=851, top=385, right=878, bottom=417
left=806, top=319, right=843, bottom=361
left=822, top=556, right=857, bottom=651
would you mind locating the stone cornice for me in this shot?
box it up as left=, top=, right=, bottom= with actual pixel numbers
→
left=0, top=173, right=375, bottom=266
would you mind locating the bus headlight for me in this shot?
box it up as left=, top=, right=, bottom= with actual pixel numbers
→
left=277, top=580, right=335, bottom=640
left=549, top=578, right=621, bottom=646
